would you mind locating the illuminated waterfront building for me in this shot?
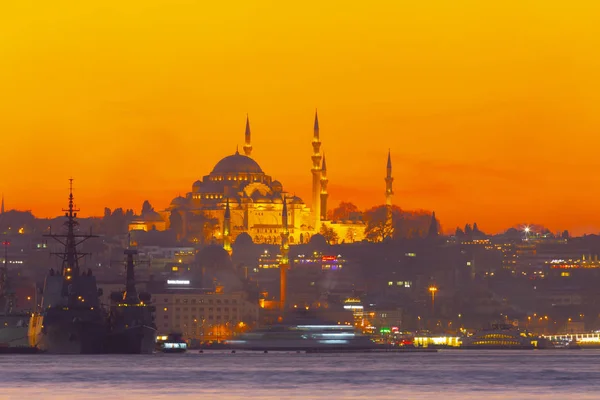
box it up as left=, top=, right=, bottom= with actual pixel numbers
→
left=545, top=254, right=600, bottom=279
left=152, top=280, right=259, bottom=342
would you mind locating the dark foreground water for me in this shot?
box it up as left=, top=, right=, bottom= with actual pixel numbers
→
left=0, top=350, right=598, bottom=399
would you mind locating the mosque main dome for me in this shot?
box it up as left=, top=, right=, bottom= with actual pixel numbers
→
left=211, top=152, right=263, bottom=174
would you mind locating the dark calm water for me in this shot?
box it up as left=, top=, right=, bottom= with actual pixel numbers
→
left=1, top=350, right=599, bottom=399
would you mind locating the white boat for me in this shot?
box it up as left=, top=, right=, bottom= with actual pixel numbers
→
left=227, top=324, right=374, bottom=351
left=461, top=323, right=538, bottom=349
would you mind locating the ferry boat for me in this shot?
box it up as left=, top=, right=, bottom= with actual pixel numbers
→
left=461, top=323, right=541, bottom=349
left=227, top=323, right=374, bottom=351
left=156, top=333, right=187, bottom=353
left=548, top=337, right=581, bottom=349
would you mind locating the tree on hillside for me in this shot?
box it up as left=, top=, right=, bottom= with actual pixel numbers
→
left=345, top=228, right=357, bottom=243
left=320, top=225, right=339, bottom=245
left=364, top=205, right=433, bottom=242
left=329, top=202, right=360, bottom=221
left=0, top=210, right=37, bottom=234
left=141, top=200, right=154, bottom=215
left=102, top=208, right=134, bottom=235
left=465, top=224, right=473, bottom=236
left=394, top=211, right=431, bottom=239
left=186, top=212, right=219, bottom=244
left=363, top=205, right=397, bottom=242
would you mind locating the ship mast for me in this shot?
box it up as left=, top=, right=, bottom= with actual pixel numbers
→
left=123, top=233, right=139, bottom=303
left=45, top=179, right=97, bottom=280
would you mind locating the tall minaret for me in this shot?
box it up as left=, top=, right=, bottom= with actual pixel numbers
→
left=385, top=149, right=394, bottom=206
left=311, top=110, right=322, bottom=228
left=279, top=196, right=290, bottom=311
left=223, top=198, right=232, bottom=256
left=1, top=194, right=4, bottom=214
left=320, top=152, right=328, bottom=220
left=384, top=150, right=394, bottom=239
left=243, top=114, right=252, bottom=157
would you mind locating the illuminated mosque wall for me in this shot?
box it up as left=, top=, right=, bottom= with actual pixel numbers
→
left=129, top=113, right=387, bottom=245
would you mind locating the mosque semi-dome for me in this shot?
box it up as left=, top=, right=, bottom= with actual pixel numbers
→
left=170, top=196, right=187, bottom=206
left=211, top=152, right=263, bottom=174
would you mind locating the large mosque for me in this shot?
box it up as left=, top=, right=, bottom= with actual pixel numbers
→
left=129, top=112, right=393, bottom=244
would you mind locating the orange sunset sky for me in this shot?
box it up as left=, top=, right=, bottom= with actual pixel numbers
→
left=1, top=1, right=600, bottom=235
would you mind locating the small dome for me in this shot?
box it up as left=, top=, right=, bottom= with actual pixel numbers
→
left=141, top=210, right=163, bottom=222
left=271, top=180, right=283, bottom=192
left=211, top=153, right=263, bottom=174
left=196, top=245, right=233, bottom=269
left=192, top=180, right=202, bottom=188
left=170, top=196, right=187, bottom=206
left=308, top=233, right=328, bottom=248
left=291, top=196, right=303, bottom=204
left=233, top=232, right=253, bottom=246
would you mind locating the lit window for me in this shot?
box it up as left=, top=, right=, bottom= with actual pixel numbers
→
left=388, top=281, right=393, bottom=286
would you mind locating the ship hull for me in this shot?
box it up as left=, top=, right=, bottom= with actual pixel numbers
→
left=106, top=325, right=157, bottom=354
left=0, top=314, right=30, bottom=348
left=0, top=326, right=29, bottom=348
left=29, top=314, right=107, bottom=354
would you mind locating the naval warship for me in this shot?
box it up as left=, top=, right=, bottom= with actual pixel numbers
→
left=0, top=240, right=30, bottom=348
left=28, top=180, right=107, bottom=354
left=105, top=244, right=157, bottom=354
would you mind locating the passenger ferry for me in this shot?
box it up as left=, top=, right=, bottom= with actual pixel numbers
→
left=227, top=323, right=374, bottom=351
left=461, top=323, right=543, bottom=349
left=156, top=333, right=187, bottom=353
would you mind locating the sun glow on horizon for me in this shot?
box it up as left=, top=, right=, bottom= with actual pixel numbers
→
left=1, top=0, right=600, bottom=235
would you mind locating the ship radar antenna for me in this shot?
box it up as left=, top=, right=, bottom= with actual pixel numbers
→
left=45, top=179, right=98, bottom=279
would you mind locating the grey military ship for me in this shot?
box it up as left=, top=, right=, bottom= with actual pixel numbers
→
left=28, top=180, right=107, bottom=353
left=105, top=244, right=157, bottom=354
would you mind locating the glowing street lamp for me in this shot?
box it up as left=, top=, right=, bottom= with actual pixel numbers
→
left=428, top=286, right=438, bottom=311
